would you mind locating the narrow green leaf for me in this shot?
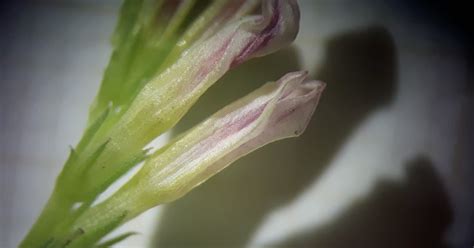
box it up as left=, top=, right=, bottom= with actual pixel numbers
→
left=80, top=139, right=110, bottom=176
left=86, top=148, right=149, bottom=202
left=68, top=211, right=128, bottom=248
left=60, top=228, right=85, bottom=248
left=77, top=106, right=110, bottom=154
left=56, top=147, right=78, bottom=186
left=94, top=232, right=138, bottom=248
left=39, top=238, right=55, bottom=248
left=111, top=0, right=145, bottom=47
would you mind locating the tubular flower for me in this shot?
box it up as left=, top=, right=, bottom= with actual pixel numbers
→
left=75, top=0, right=301, bottom=202
left=71, top=71, right=325, bottom=247
left=20, top=1, right=325, bottom=247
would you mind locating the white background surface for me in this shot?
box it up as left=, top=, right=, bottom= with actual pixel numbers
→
left=1, top=0, right=473, bottom=247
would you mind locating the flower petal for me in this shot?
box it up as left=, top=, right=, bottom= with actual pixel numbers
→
left=231, top=0, right=300, bottom=66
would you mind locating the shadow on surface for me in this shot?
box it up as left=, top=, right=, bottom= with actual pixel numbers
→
left=152, top=26, right=397, bottom=247
left=272, top=156, right=453, bottom=248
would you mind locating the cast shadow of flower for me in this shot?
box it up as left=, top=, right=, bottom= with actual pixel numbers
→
left=151, top=25, right=398, bottom=247
left=271, top=156, right=453, bottom=248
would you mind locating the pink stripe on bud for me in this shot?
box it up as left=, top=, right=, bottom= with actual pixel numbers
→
left=137, top=71, right=325, bottom=203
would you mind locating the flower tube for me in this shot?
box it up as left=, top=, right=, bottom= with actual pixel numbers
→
left=20, top=1, right=323, bottom=247
left=79, top=0, right=301, bottom=199
left=71, top=71, right=325, bottom=247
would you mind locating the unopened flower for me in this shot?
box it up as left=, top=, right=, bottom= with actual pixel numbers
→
left=74, top=0, right=301, bottom=200
left=20, top=1, right=325, bottom=247
left=72, top=71, right=325, bottom=245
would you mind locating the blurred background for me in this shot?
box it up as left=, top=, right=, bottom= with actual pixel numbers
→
left=1, top=0, right=473, bottom=247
